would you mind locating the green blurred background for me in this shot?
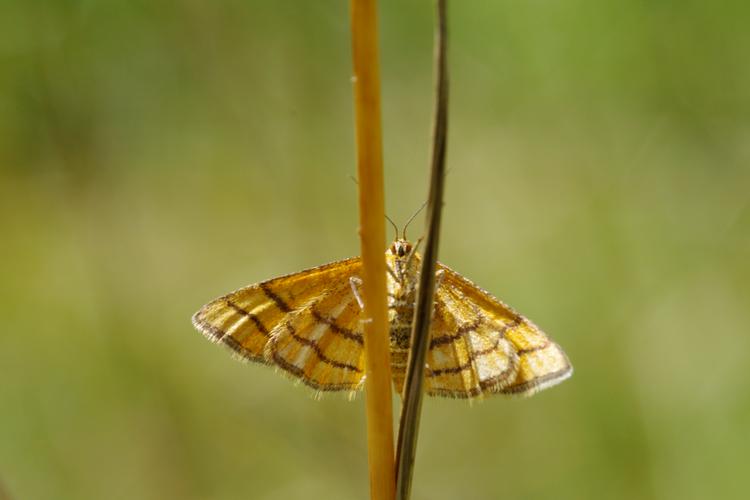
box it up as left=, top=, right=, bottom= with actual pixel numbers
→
left=1, top=1, right=749, bottom=499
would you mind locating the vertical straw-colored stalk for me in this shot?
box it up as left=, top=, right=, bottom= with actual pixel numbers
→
left=395, top=1, right=448, bottom=499
left=349, top=1, right=396, bottom=500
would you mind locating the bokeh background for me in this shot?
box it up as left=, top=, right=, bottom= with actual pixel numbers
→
left=1, top=1, right=749, bottom=499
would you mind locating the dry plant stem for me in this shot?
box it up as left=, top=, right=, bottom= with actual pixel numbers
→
left=395, top=0, right=448, bottom=499
left=349, top=1, right=396, bottom=499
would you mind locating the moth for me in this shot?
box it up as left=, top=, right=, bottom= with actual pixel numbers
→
left=192, top=239, right=572, bottom=399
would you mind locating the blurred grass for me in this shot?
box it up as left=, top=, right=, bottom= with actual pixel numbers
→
left=1, top=1, right=749, bottom=499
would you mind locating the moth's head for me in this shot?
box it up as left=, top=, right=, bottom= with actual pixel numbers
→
left=389, top=239, right=413, bottom=258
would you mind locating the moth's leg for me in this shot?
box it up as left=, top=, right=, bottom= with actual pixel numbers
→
left=349, top=276, right=365, bottom=310
left=404, top=236, right=425, bottom=269
left=424, top=269, right=446, bottom=317
left=413, top=236, right=425, bottom=253
left=386, top=263, right=398, bottom=281
left=350, top=277, right=374, bottom=328
left=434, top=268, right=445, bottom=290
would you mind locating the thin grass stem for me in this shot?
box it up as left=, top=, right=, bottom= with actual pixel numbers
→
left=395, top=1, right=449, bottom=499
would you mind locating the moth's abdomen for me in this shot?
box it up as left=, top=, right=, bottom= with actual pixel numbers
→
left=388, top=296, right=415, bottom=395
left=389, top=347, right=409, bottom=395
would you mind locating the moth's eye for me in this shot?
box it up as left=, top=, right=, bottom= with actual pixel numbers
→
left=390, top=244, right=398, bottom=254
left=404, top=244, right=412, bottom=254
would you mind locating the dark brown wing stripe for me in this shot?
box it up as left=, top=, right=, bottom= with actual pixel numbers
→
left=428, top=335, right=503, bottom=377
left=271, top=351, right=359, bottom=391
left=192, top=313, right=226, bottom=342
left=428, top=334, right=557, bottom=380
left=427, top=318, right=526, bottom=377
left=430, top=317, right=483, bottom=348
left=286, top=324, right=362, bottom=373
left=429, top=362, right=517, bottom=398
left=311, top=307, right=364, bottom=345
left=260, top=282, right=292, bottom=313
left=221, top=334, right=268, bottom=363
left=225, top=300, right=270, bottom=337
left=477, top=364, right=517, bottom=389
left=517, top=340, right=550, bottom=355
left=429, top=316, right=521, bottom=356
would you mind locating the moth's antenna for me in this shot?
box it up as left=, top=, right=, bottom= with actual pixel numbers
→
left=402, top=202, right=427, bottom=240
left=385, top=214, right=400, bottom=241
